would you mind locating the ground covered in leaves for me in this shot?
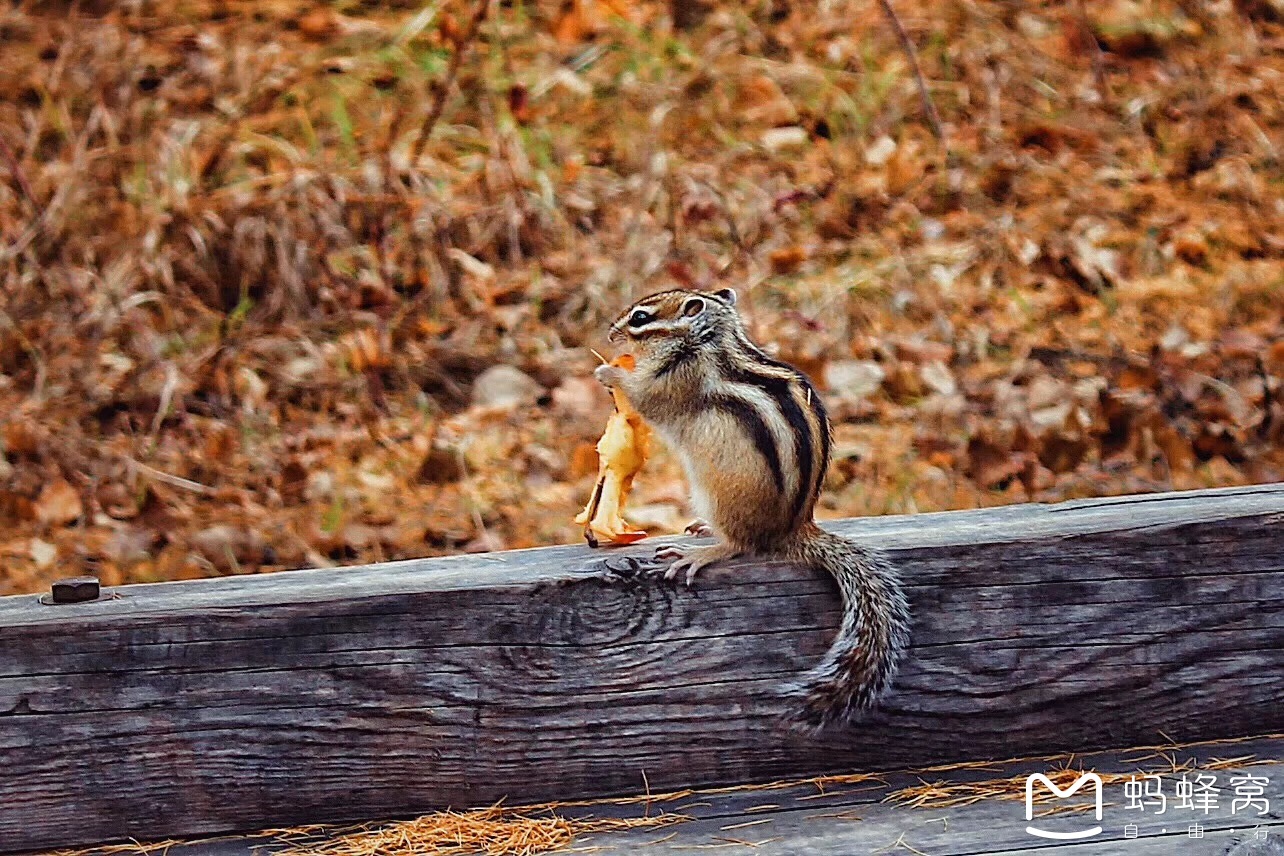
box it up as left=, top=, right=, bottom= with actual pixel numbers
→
left=1, top=0, right=1282, bottom=595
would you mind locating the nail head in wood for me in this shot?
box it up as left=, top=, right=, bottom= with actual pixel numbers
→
left=43, top=576, right=101, bottom=605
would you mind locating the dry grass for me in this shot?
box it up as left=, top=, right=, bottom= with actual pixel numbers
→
left=40, top=733, right=1284, bottom=856
left=41, top=842, right=187, bottom=856
left=886, top=732, right=1284, bottom=813
left=887, top=753, right=1261, bottom=813
left=272, top=804, right=687, bottom=856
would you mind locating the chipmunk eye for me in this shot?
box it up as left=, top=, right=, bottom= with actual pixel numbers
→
left=628, top=309, right=654, bottom=327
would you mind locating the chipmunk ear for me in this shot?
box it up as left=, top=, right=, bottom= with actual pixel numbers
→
left=713, top=288, right=737, bottom=306
left=681, top=296, right=706, bottom=317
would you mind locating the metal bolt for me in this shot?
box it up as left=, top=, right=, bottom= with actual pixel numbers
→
left=46, top=576, right=101, bottom=605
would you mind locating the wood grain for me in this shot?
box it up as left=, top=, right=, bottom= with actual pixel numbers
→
left=1, top=483, right=1282, bottom=852
left=71, top=736, right=1284, bottom=856
left=571, top=752, right=1284, bottom=856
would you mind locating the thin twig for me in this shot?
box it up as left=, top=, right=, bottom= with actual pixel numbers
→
left=126, top=458, right=216, bottom=496
left=875, top=0, right=944, bottom=141
left=0, top=308, right=47, bottom=400
left=199, top=67, right=306, bottom=183
left=0, top=133, right=38, bottom=213
left=410, top=0, right=492, bottom=164
left=0, top=105, right=101, bottom=263
left=1073, top=0, right=1107, bottom=99
left=381, top=100, right=411, bottom=187
left=1258, top=355, right=1274, bottom=440
left=149, top=362, right=180, bottom=439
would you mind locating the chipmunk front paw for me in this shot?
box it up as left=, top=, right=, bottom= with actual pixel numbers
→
left=683, top=518, right=715, bottom=538
left=594, top=364, right=627, bottom=388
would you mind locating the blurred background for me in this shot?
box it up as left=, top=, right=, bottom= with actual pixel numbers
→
left=0, top=0, right=1281, bottom=596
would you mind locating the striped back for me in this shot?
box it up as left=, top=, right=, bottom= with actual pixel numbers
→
left=715, top=336, right=831, bottom=532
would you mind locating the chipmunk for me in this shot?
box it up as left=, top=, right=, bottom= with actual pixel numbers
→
left=594, top=287, right=911, bottom=729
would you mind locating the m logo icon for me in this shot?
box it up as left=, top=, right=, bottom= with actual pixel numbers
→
left=1025, top=772, right=1103, bottom=840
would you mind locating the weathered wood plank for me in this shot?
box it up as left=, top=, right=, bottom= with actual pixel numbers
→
left=63, top=736, right=1284, bottom=856
left=571, top=755, right=1284, bottom=855
left=1, top=484, right=1283, bottom=851
left=79, top=819, right=1284, bottom=856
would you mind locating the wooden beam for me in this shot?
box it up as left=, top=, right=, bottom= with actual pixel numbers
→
left=2, top=484, right=1283, bottom=852
left=70, top=735, right=1284, bottom=855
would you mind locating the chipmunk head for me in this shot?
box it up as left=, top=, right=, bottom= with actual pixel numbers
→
left=607, top=288, right=740, bottom=352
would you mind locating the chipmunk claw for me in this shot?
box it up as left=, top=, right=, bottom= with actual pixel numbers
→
left=653, top=543, right=694, bottom=584
left=653, top=542, right=741, bottom=586
left=683, top=518, right=715, bottom=537
left=667, top=557, right=701, bottom=586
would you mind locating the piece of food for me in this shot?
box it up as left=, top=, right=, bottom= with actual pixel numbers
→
left=575, top=354, right=652, bottom=546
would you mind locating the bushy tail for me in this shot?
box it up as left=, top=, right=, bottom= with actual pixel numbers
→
left=780, top=525, right=911, bottom=731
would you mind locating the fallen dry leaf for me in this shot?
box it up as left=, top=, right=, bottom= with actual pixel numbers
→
left=575, top=354, right=651, bottom=546
left=36, top=480, right=83, bottom=527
